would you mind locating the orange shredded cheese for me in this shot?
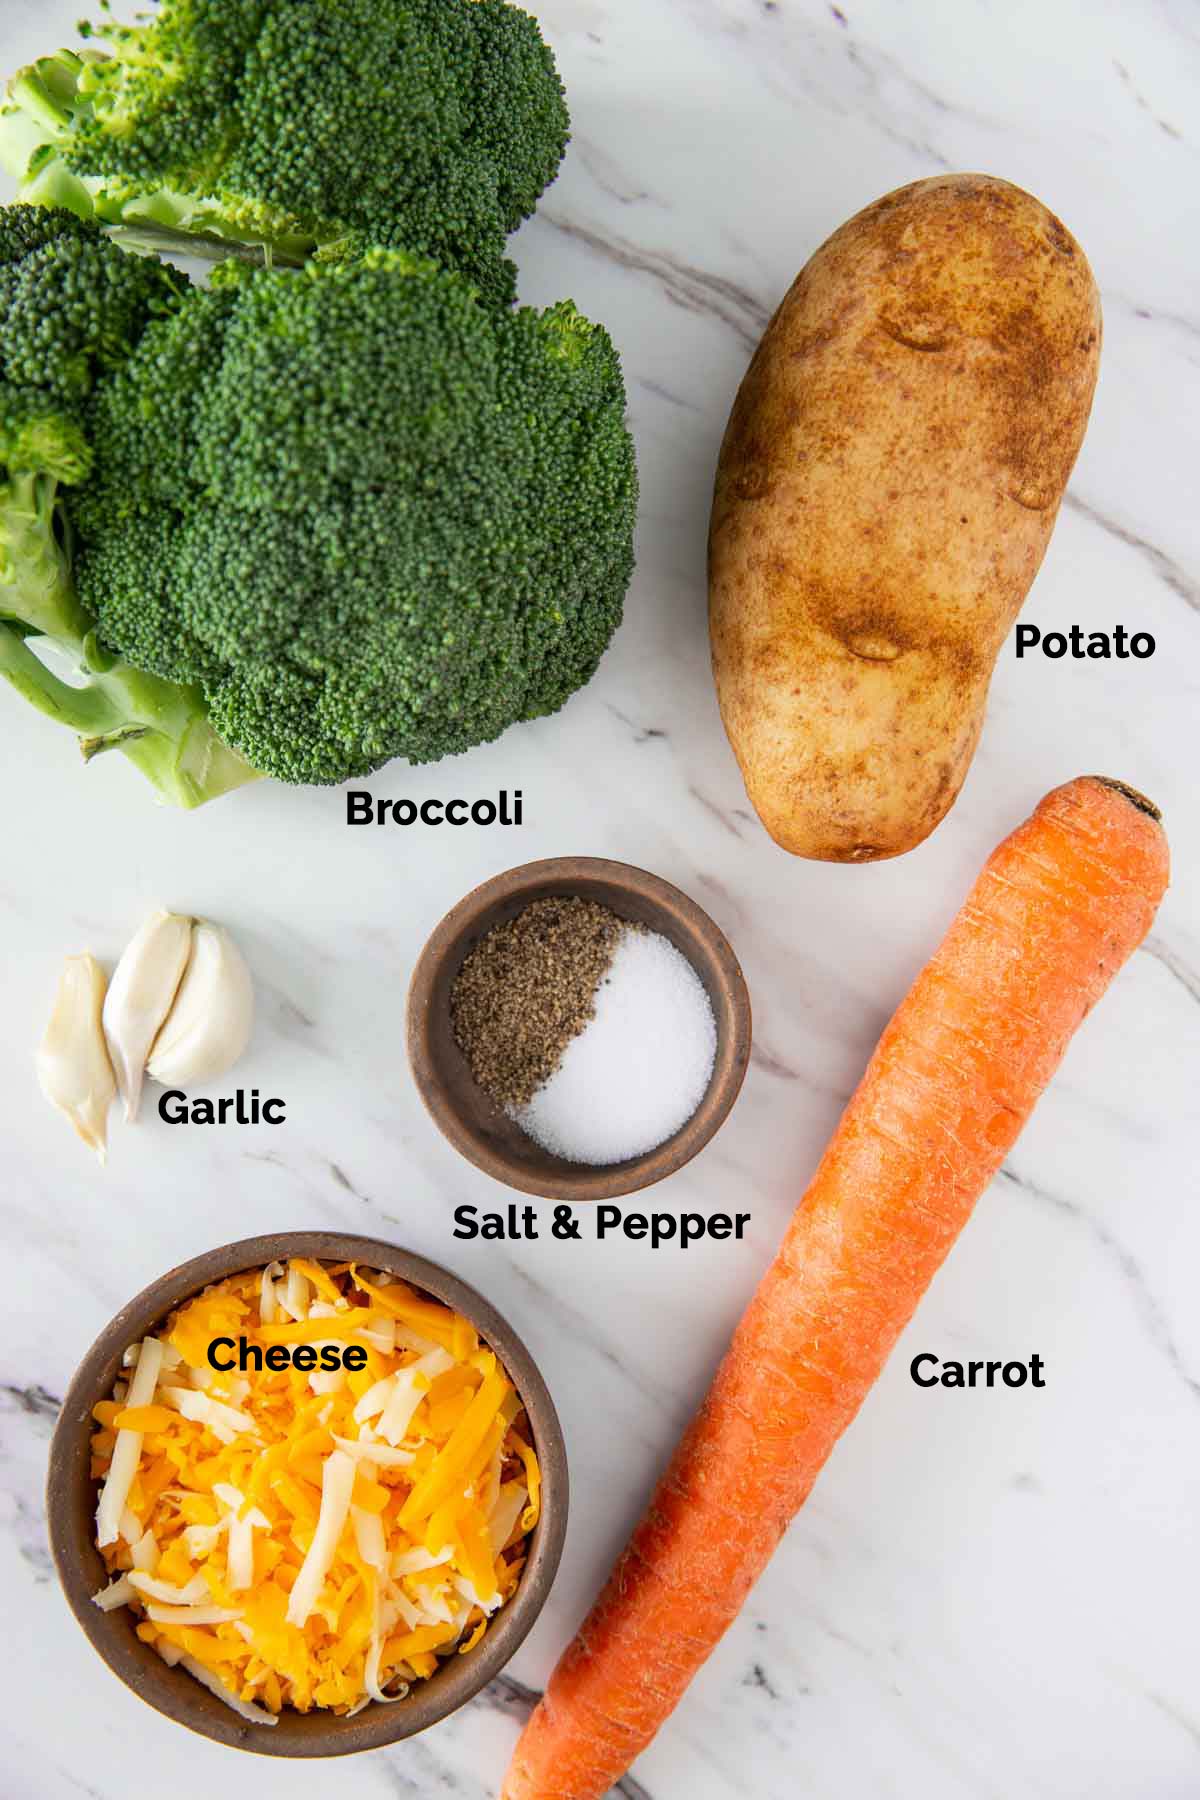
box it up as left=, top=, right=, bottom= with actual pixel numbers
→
left=89, top=1259, right=540, bottom=1722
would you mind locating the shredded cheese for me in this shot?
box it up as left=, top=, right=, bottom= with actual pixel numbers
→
left=96, top=1336, right=163, bottom=1547
left=176, top=1651, right=279, bottom=1726
left=89, top=1257, right=539, bottom=1722
left=377, top=1367, right=432, bottom=1446
left=127, top=1571, right=210, bottom=1604
left=488, top=1483, right=528, bottom=1560
left=92, top=1575, right=136, bottom=1611
left=161, top=1386, right=259, bottom=1442
left=332, top=1434, right=413, bottom=1467
left=130, top=1528, right=158, bottom=1572
left=144, top=1603, right=243, bottom=1625
left=286, top=1449, right=356, bottom=1627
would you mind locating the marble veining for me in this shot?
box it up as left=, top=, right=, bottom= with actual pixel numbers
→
left=2, top=1, right=1198, bottom=1797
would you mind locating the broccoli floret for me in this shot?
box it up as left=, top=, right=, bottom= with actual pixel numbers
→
left=0, top=203, right=175, bottom=638
left=0, top=206, right=260, bottom=806
left=1, top=0, right=569, bottom=305
left=0, top=204, right=185, bottom=401
left=0, top=384, right=92, bottom=486
left=75, top=252, right=638, bottom=784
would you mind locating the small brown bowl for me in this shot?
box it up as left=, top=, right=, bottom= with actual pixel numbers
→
left=407, top=857, right=752, bottom=1201
left=47, top=1231, right=568, bottom=1758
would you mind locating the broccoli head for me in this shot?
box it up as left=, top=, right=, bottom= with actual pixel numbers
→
left=0, top=0, right=570, bottom=306
left=0, top=207, right=638, bottom=805
left=73, top=250, right=638, bottom=784
left=0, top=206, right=260, bottom=806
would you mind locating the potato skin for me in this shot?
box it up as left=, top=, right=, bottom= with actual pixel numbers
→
left=708, top=173, right=1101, bottom=861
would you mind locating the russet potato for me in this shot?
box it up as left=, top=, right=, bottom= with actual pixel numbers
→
left=708, top=173, right=1101, bottom=861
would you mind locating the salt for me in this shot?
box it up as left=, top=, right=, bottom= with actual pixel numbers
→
left=515, top=927, right=717, bottom=1165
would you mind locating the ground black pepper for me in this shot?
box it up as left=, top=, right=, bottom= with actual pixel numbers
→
left=450, top=896, right=625, bottom=1109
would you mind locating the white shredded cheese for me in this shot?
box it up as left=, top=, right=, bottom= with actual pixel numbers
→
left=211, top=1482, right=270, bottom=1589
left=376, top=1369, right=429, bottom=1446
left=96, top=1337, right=164, bottom=1547
left=307, top=1353, right=346, bottom=1397
left=259, top=1261, right=282, bottom=1324
left=226, top=1514, right=256, bottom=1590
left=363, top=1314, right=396, bottom=1354
left=391, top=1545, right=453, bottom=1577
left=362, top=1628, right=407, bottom=1705
left=387, top=1585, right=422, bottom=1630
left=183, top=1523, right=222, bottom=1558
left=145, top=1603, right=243, bottom=1625
left=162, top=1386, right=259, bottom=1442
left=92, top=1575, right=136, bottom=1612
left=351, top=1374, right=395, bottom=1425
left=392, top=1325, right=439, bottom=1355
left=282, top=1265, right=309, bottom=1321
left=285, top=1449, right=356, bottom=1628
left=452, top=1571, right=501, bottom=1615
left=332, top=1435, right=413, bottom=1467
left=130, top=1528, right=159, bottom=1572
left=488, top=1483, right=527, bottom=1558
left=128, top=1571, right=211, bottom=1605
left=229, top=1510, right=270, bottom=1588
left=412, top=1585, right=456, bottom=1627
left=177, top=1653, right=278, bottom=1726
left=351, top=1505, right=387, bottom=1572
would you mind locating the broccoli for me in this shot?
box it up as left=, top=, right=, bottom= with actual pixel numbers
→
left=0, top=208, right=638, bottom=804
left=0, top=0, right=569, bottom=307
left=0, top=206, right=259, bottom=805
left=0, top=199, right=186, bottom=399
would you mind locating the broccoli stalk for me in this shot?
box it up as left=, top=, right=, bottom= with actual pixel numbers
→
left=0, top=630, right=260, bottom=808
left=0, top=466, right=91, bottom=639
left=0, top=463, right=259, bottom=807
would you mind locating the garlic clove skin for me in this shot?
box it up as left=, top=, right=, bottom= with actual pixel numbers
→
left=103, top=910, right=194, bottom=1122
left=147, top=921, right=254, bottom=1087
left=38, top=953, right=117, bottom=1163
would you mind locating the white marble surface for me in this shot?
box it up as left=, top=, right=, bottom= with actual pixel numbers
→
left=2, top=1, right=1198, bottom=1796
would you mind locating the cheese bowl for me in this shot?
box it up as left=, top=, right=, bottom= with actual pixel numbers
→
left=46, top=1231, right=568, bottom=1756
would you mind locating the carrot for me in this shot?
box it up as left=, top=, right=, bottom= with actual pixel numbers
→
left=502, top=776, right=1169, bottom=1800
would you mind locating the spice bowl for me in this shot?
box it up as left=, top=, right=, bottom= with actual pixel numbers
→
left=46, top=1231, right=568, bottom=1757
left=407, top=857, right=752, bottom=1201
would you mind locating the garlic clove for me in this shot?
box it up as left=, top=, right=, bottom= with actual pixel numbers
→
left=147, top=921, right=254, bottom=1087
left=103, top=910, right=194, bottom=1121
left=37, top=953, right=117, bottom=1163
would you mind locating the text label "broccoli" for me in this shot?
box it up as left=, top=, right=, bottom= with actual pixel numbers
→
left=346, top=790, right=524, bottom=827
